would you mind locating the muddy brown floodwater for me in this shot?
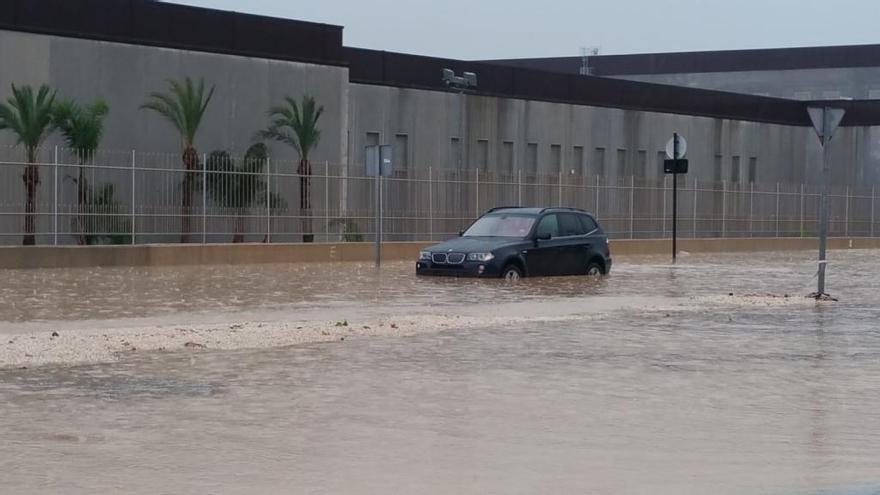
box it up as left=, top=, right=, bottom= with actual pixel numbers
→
left=1, top=250, right=880, bottom=494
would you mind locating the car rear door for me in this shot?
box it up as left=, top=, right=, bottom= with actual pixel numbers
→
left=557, top=213, right=589, bottom=275
left=578, top=214, right=606, bottom=265
left=526, top=214, right=563, bottom=276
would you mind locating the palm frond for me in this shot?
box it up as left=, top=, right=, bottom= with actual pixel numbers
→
left=259, top=94, right=324, bottom=161
left=53, top=97, right=109, bottom=163
left=141, top=77, right=215, bottom=148
left=0, top=84, right=57, bottom=161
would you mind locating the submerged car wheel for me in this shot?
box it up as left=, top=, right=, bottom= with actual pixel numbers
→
left=586, top=261, right=604, bottom=276
left=501, top=265, right=523, bottom=281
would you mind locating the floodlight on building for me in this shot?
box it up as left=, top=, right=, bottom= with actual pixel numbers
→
left=442, top=68, right=477, bottom=90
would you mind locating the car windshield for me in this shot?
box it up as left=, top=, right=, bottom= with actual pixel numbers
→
left=463, top=214, right=536, bottom=238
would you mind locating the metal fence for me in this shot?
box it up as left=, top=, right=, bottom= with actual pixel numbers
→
left=0, top=146, right=877, bottom=246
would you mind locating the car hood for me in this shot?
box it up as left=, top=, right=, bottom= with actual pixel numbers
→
left=425, top=236, right=523, bottom=253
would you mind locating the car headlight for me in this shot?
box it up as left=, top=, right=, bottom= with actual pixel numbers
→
left=419, top=251, right=431, bottom=260
left=467, top=252, right=494, bottom=262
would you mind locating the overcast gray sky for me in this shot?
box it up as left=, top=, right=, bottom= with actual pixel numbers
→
left=166, top=0, right=879, bottom=60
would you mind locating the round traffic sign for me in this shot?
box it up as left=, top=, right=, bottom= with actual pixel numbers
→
left=665, top=135, right=687, bottom=159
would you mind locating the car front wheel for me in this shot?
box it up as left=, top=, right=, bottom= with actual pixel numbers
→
left=586, top=261, right=604, bottom=276
left=501, top=265, right=523, bottom=281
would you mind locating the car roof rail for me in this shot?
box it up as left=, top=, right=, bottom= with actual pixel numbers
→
left=538, top=206, right=588, bottom=214
left=485, top=206, right=524, bottom=213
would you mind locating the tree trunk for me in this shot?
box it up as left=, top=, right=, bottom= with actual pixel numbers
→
left=180, top=147, right=199, bottom=243
left=22, top=160, right=39, bottom=246
left=299, top=158, right=313, bottom=243
left=75, top=164, right=87, bottom=245
left=233, top=210, right=245, bottom=243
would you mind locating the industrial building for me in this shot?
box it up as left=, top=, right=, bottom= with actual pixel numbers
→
left=1, top=0, right=879, bottom=244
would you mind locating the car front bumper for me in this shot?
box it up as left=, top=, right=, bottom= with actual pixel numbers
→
left=415, top=260, right=503, bottom=278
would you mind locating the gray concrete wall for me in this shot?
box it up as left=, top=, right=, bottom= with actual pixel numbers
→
left=611, top=67, right=880, bottom=100
left=347, top=83, right=878, bottom=186
left=0, top=29, right=348, bottom=164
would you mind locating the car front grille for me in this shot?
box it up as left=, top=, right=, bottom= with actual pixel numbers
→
left=447, top=253, right=465, bottom=264
left=432, top=252, right=465, bottom=265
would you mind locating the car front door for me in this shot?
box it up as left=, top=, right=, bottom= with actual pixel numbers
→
left=526, top=214, right=564, bottom=276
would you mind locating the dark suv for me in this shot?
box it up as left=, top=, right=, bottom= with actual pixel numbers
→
left=416, top=207, right=612, bottom=280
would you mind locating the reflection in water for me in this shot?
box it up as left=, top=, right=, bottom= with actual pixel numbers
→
left=2, top=250, right=880, bottom=494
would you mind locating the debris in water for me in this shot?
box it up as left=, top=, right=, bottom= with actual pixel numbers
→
left=808, top=292, right=839, bottom=302
left=391, top=323, right=399, bottom=329
left=51, top=331, right=59, bottom=338
left=335, top=320, right=349, bottom=327
left=184, top=341, right=207, bottom=349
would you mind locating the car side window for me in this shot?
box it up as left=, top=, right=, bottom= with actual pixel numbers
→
left=535, top=214, right=559, bottom=238
left=579, top=214, right=598, bottom=233
left=559, top=213, right=585, bottom=237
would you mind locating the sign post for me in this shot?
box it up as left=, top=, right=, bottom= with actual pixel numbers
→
left=365, top=144, right=393, bottom=267
left=664, top=134, right=688, bottom=260
left=807, top=106, right=845, bottom=298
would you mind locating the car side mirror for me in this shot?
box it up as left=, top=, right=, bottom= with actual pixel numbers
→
left=536, top=232, right=551, bottom=242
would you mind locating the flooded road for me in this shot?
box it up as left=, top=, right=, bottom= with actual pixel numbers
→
left=1, top=250, right=880, bottom=494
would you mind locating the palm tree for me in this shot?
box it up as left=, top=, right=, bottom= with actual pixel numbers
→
left=0, top=84, right=57, bottom=245
left=259, top=95, right=323, bottom=243
left=141, top=77, right=214, bottom=243
left=204, top=143, right=285, bottom=243
left=53, top=98, right=110, bottom=244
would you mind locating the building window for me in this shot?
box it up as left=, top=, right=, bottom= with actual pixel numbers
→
left=450, top=137, right=462, bottom=168
left=731, top=156, right=741, bottom=183
left=714, top=154, right=723, bottom=183
left=616, top=149, right=627, bottom=177
left=550, top=144, right=562, bottom=174
left=476, top=139, right=489, bottom=169
left=572, top=146, right=584, bottom=174
left=501, top=141, right=514, bottom=173
left=593, top=147, right=605, bottom=177
left=394, top=134, right=408, bottom=172
left=637, top=150, right=647, bottom=177
left=526, top=143, right=538, bottom=174
left=748, top=157, right=757, bottom=183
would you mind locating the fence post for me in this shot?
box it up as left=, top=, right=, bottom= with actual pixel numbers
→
left=428, top=166, right=434, bottom=241
left=662, top=175, right=667, bottom=238
left=629, top=175, right=634, bottom=239
left=800, top=183, right=805, bottom=237
left=559, top=170, right=564, bottom=207
left=693, top=177, right=698, bottom=239
left=749, top=182, right=754, bottom=237
left=266, top=157, right=271, bottom=244
left=845, top=185, right=850, bottom=237
left=325, top=161, right=330, bottom=241
left=131, top=150, right=136, bottom=244
left=775, top=183, right=780, bottom=237
left=517, top=168, right=522, bottom=206
left=202, top=153, right=207, bottom=244
left=872, top=185, right=876, bottom=238
left=475, top=168, right=480, bottom=217
left=721, top=180, right=727, bottom=238
left=53, top=146, right=58, bottom=245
